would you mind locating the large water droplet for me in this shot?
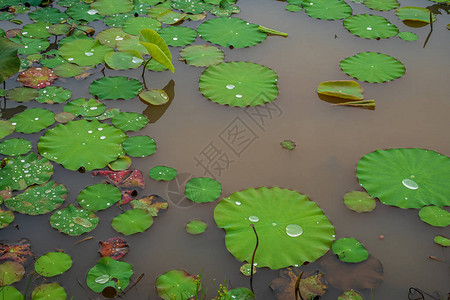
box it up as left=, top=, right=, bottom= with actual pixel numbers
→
left=95, top=274, right=111, bottom=284
left=235, top=201, right=241, bottom=205
left=226, top=84, right=235, bottom=89
left=87, top=9, right=98, bottom=15
left=249, top=215, right=259, bottom=222
left=132, top=57, right=143, bottom=64
left=286, top=224, right=303, bottom=237
left=402, top=178, right=418, bottom=190
left=85, top=51, right=94, bottom=57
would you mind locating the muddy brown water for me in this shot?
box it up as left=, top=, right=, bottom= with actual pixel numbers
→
left=1, top=0, right=449, bottom=299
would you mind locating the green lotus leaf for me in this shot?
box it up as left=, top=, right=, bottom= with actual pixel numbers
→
left=0, top=208, right=14, bottom=228
left=59, top=35, right=92, bottom=47
left=13, top=36, right=48, bottom=56
left=54, top=112, right=75, bottom=123
left=398, top=31, right=418, bottom=41
left=332, top=238, right=369, bottom=263
left=130, top=195, right=168, bottom=216
left=66, top=3, right=104, bottom=22
left=396, top=7, right=436, bottom=24
left=186, top=219, right=207, bottom=234
left=280, top=139, right=296, bottom=150
left=180, top=45, right=224, bottom=67
left=0, top=261, right=24, bottom=286
left=133, top=1, right=151, bottom=15
left=340, top=52, right=405, bottom=83
left=35, top=252, right=72, bottom=277
left=0, top=12, right=13, bottom=20
left=4, top=181, right=67, bottom=215
left=226, top=288, right=254, bottom=299
left=199, top=62, right=279, bottom=107
left=186, top=13, right=207, bottom=21
left=0, top=152, right=53, bottom=191
left=156, top=10, right=186, bottom=25
left=46, top=24, right=71, bottom=36
left=123, top=17, right=161, bottom=35
left=0, top=138, right=32, bottom=156
left=303, top=0, right=352, bottom=20
left=145, top=59, right=169, bottom=71
left=104, top=13, right=133, bottom=27
left=86, top=257, right=133, bottom=293
left=434, top=236, right=450, bottom=247
left=139, top=89, right=169, bottom=105
left=63, top=98, right=106, bottom=117
left=77, top=183, right=122, bottom=211
left=104, top=50, right=144, bottom=70
left=344, top=14, right=399, bottom=39
left=26, top=53, right=42, bottom=63
left=139, top=28, right=174, bottom=73
left=31, top=283, right=67, bottom=300
left=214, top=187, right=335, bottom=269
left=122, top=135, right=156, bottom=157
left=0, top=37, right=21, bottom=84
left=108, top=156, right=131, bottom=171
left=343, top=191, right=376, bottom=213
left=286, top=4, right=302, bottom=12
left=338, top=289, right=364, bottom=300
left=210, top=2, right=240, bottom=17
left=29, top=7, right=67, bottom=23
left=317, top=80, right=363, bottom=100
left=0, top=120, right=15, bottom=139
left=50, top=204, right=99, bottom=236
left=0, top=286, right=23, bottom=300
left=85, top=108, right=121, bottom=121
left=185, top=177, right=222, bottom=203
left=90, top=0, right=133, bottom=16
left=89, top=76, right=143, bottom=100
left=111, top=112, right=148, bottom=131
left=147, top=5, right=171, bottom=17
left=116, top=34, right=149, bottom=56
left=95, top=28, right=128, bottom=48
left=52, top=63, right=87, bottom=78
left=155, top=270, right=198, bottom=300
left=149, top=166, right=177, bottom=181
left=158, top=26, right=197, bottom=47
left=418, top=206, right=450, bottom=227
left=363, top=0, right=399, bottom=11
left=112, top=208, right=153, bottom=235
left=38, top=119, right=126, bottom=171
left=239, top=263, right=256, bottom=276
left=58, top=39, right=113, bottom=67
left=357, top=148, right=450, bottom=209
left=21, top=22, right=52, bottom=39
left=6, top=87, right=38, bottom=102
left=197, top=17, right=266, bottom=48
left=35, top=86, right=71, bottom=104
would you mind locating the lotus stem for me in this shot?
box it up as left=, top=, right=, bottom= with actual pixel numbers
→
left=257, top=26, right=288, bottom=37
left=142, top=58, right=152, bottom=90
left=250, top=224, right=259, bottom=294
left=294, top=271, right=304, bottom=300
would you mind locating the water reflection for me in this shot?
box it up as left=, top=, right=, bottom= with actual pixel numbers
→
left=141, top=79, right=175, bottom=123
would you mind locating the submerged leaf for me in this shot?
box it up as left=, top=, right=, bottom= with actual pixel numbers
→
left=0, top=240, right=33, bottom=265
left=0, top=261, right=24, bottom=286
left=31, top=282, right=67, bottom=300
left=343, top=191, right=376, bottom=212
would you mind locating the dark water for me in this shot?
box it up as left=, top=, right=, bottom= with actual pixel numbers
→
left=1, top=0, right=449, bottom=299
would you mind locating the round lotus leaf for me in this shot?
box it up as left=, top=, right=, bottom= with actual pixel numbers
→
left=156, top=10, right=186, bottom=24
left=197, top=17, right=266, bottom=48
left=54, top=112, right=75, bottom=123
left=111, top=112, right=148, bottom=131
left=85, top=109, right=121, bottom=121
left=50, top=205, right=99, bottom=236
left=186, top=219, right=207, bottom=234
left=104, top=51, right=143, bottom=70
left=5, top=181, right=67, bottom=215
left=66, top=3, right=104, bottom=23
left=158, top=26, right=197, bottom=47
left=46, top=24, right=71, bottom=36
left=210, top=3, right=240, bottom=16
left=0, top=261, right=25, bottom=286
left=156, top=270, right=198, bottom=300
left=0, top=152, right=53, bottom=191
left=214, top=187, right=335, bottom=269
left=38, top=120, right=126, bottom=171
left=180, top=44, right=224, bottom=67
left=0, top=120, right=15, bottom=139
left=53, top=63, right=86, bottom=78
left=63, top=98, right=106, bottom=117
left=123, top=17, right=161, bottom=35
left=90, top=0, right=134, bottom=16
left=172, top=0, right=211, bottom=13
left=6, top=87, right=38, bottom=102
left=398, top=31, right=418, bottom=41
left=363, top=0, right=399, bottom=11
left=17, top=37, right=49, bottom=56
left=89, top=76, right=143, bottom=100
left=108, top=156, right=131, bottom=171
left=418, top=206, right=450, bottom=227
left=21, top=22, right=52, bottom=39
left=396, top=7, right=436, bottom=24
left=29, top=7, right=67, bottom=22
left=77, top=183, right=122, bottom=211
left=0, top=12, right=13, bottom=20
left=226, top=288, right=254, bottom=299
left=58, top=39, right=113, bottom=67
left=139, top=89, right=169, bottom=105
left=340, top=52, right=405, bottom=83
left=286, top=4, right=302, bottom=12
left=95, top=28, right=128, bottom=48
left=338, top=289, right=363, bottom=300
left=240, top=263, right=256, bottom=276
left=0, top=286, right=23, bottom=300
left=35, top=252, right=72, bottom=277
left=116, top=35, right=149, bottom=56
left=357, top=148, right=450, bottom=209
left=344, top=14, right=399, bottom=39
left=0, top=138, right=32, bottom=156
left=0, top=209, right=14, bottom=228
left=36, top=86, right=71, bottom=104
left=112, top=208, right=153, bottom=235
left=40, top=56, right=67, bottom=69
left=317, top=80, right=363, bottom=100
left=185, top=177, right=222, bottom=203
left=332, top=238, right=369, bottom=263
left=86, top=257, right=133, bottom=293
left=149, top=166, right=177, bottom=181
left=434, top=236, right=450, bottom=247
left=31, top=282, right=67, bottom=300
left=343, top=191, right=376, bottom=213
left=17, top=67, right=58, bottom=89
left=303, top=0, right=352, bottom=20
left=122, top=135, right=156, bottom=157
left=104, top=13, right=133, bottom=27
left=199, top=61, right=279, bottom=107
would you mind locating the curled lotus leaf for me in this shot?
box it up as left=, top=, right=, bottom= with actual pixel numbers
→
left=130, top=195, right=168, bottom=216
left=186, top=219, right=207, bottom=234
left=434, top=236, right=450, bottom=247
left=158, top=26, right=197, bottom=47
left=122, top=135, right=156, bottom=157
left=108, top=156, right=132, bottom=171
left=303, top=0, right=352, bottom=20
left=63, top=98, right=106, bottom=117
left=99, top=237, right=129, bottom=260
left=418, top=206, right=450, bottom=227
left=38, top=119, right=127, bottom=171
left=317, top=80, right=363, bottom=100
left=363, top=0, right=399, bottom=11
left=149, top=166, right=177, bottom=181
left=112, top=208, right=153, bottom=235
left=180, top=44, right=224, bottom=67
left=139, top=28, right=174, bottom=73
left=214, top=187, right=335, bottom=269
left=0, top=120, right=15, bottom=139
left=116, top=34, right=149, bottom=56
left=344, top=14, right=399, bottom=39
left=0, top=261, right=25, bottom=286
left=0, top=138, right=32, bottom=156
left=89, top=76, right=143, bottom=100
left=139, top=89, right=169, bottom=105
left=0, top=209, right=14, bottom=228
left=123, top=17, right=161, bottom=35
left=77, top=183, right=122, bottom=212
left=0, top=239, right=33, bottom=264
left=34, top=252, right=72, bottom=277
left=0, top=286, right=23, bottom=300
left=90, top=0, right=134, bottom=16
left=50, top=204, right=99, bottom=236
left=9, top=108, right=55, bottom=134
left=155, top=270, right=198, bottom=300
left=31, top=282, right=67, bottom=300
left=17, top=67, right=57, bottom=89
left=396, top=7, right=436, bottom=24
left=343, top=191, right=376, bottom=213
left=332, top=238, right=369, bottom=263
left=185, top=177, right=222, bottom=203
left=111, top=112, right=148, bottom=131
left=58, top=39, right=113, bottom=67
left=36, top=86, right=71, bottom=104
left=7, top=87, right=38, bottom=102
left=86, top=257, right=133, bottom=293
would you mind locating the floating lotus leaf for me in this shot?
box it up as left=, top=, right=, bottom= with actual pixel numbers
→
left=66, top=3, right=103, bottom=22
left=85, top=109, right=121, bottom=121
left=180, top=45, right=224, bottom=67
left=99, top=237, right=129, bottom=260
left=0, top=138, right=32, bottom=156
left=95, top=28, right=128, bottom=48
left=418, top=206, right=450, bottom=227
left=0, top=120, right=15, bottom=139
left=197, top=17, right=266, bottom=48
left=286, top=4, right=302, bottom=12
left=149, top=166, right=177, bottom=181
left=104, top=13, right=133, bottom=27
left=332, top=238, right=369, bottom=263
left=214, top=187, right=335, bottom=269
left=54, top=112, right=75, bottom=123
left=344, top=14, right=399, bottom=39
left=21, top=22, right=52, bottom=39
left=89, top=76, right=142, bottom=100
left=36, top=86, right=71, bottom=104
left=158, top=26, right=197, bottom=47
left=5, top=181, right=67, bottom=215
left=139, top=28, right=174, bottom=73
left=185, top=177, right=221, bottom=203
left=357, top=148, right=450, bottom=209
left=58, top=39, right=113, bottom=67
left=104, top=51, right=143, bottom=70
left=157, top=10, right=186, bottom=24
left=186, top=13, right=206, bottom=21
left=317, top=80, right=363, bottom=100
left=77, top=183, right=121, bottom=211
left=155, top=270, right=198, bottom=300
left=90, top=0, right=133, bottom=16
left=52, top=63, right=87, bottom=78
left=398, top=31, right=418, bottom=41
left=0, top=261, right=24, bottom=285
left=46, top=24, right=71, bottom=36
left=199, top=62, right=279, bottom=107
left=0, top=286, right=22, bottom=300
left=434, top=236, right=450, bottom=247
left=63, top=98, right=106, bottom=117
left=133, top=1, right=151, bottom=14
left=130, top=195, right=168, bottom=216
left=147, top=5, right=171, bottom=17
left=0, top=152, right=53, bottom=191
left=111, top=112, right=148, bottom=131
left=112, top=208, right=153, bottom=235
left=0, top=209, right=14, bottom=228
left=343, top=191, right=376, bottom=213
left=35, top=252, right=72, bottom=277
left=15, top=36, right=49, bottom=56
left=210, top=2, right=240, bottom=17
left=28, top=7, right=67, bottom=22
left=0, top=37, right=21, bottom=84
left=9, top=108, right=55, bottom=134
left=122, top=135, right=156, bottom=157
left=396, top=7, right=436, bottom=24
left=139, top=89, right=169, bottom=105
left=117, top=35, right=149, bottom=56
left=186, top=219, right=207, bottom=234
left=38, top=119, right=127, bottom=171
left=0, top=240, right=33, bottom=264
left=86, top=257, right=133, bottom=293
left=303, top=0, right=352, bottom=20
left=363, top=0, right=399, bottom=11
left=50, top=205, right=99, bottom=236
left=340, top=52, right=405, bottom=83
left=31, top=283, right=67, bottom=300
left=171, top=0, right=212, bottom=13
left=6, top=87, right=38, bottom=102
left=338, top=289, right=363, bottom=300
left=239, top=263, right=256, bottom=276
left=123, top=17, right=161, bottom=35
left=0, top=12, right=13, bottom=20
left=108, top=156, right=132, bottom=171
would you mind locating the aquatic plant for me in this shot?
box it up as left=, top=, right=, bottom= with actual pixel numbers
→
left=0, top=261, right=24, bottom=285
left=50, top=205, right=99, bottom=236
left=185, top=177, right=222, bottom=203
left=179, top=44, right=224, bottom=67
left=155, top=269, right=198, bottom=300
left=363, top=0, right=399, bottom=11
left=99, top=237, right=129, bottom=260
left=317, top=80, right=363, bottom=100
left=418, top=206, right=450, bottom=227
left=186, top=219, right=207, bottom=234
left=9, top=108, right=55, bottom=134
left=344, top=14, right=399, bottom=39
left=332, top=237, right=369, bottom=263
left=31, top=283, right=67, bottom=300
left=0, top=37, right=21, bottom=84
left=77, top=183, right=122, bottom=212
left=0, top=138, right=32, bottom=156
left=343, top=191, right=376, bottom=213
left=122, top=135, right=157, bottom=157
left=112, top=208, right=153, bottom=235
left=86, top=257, right=133, bottom=293
left=34, top=252, right=72, bottom=277
left=89, top=76, right=143, bottom=100
left=303, top=0, right=352, bottom=20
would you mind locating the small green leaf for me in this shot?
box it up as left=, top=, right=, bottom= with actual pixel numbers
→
left=419, top=206, right=450, bottom=227
left=139, top=89, right=169, bottom=105
left=186, top=219, right=207, bottom=234
left=77, top=183, right=122, bottom=212
left=332, top=238, right=369, bottom=263
left=149, top=166, right=177, bottom=181
left=433, top=236, right=450, bottom=247
left=86, top=257, right=133, bottom=292
left=35, top=252, right=72, bottom=277
left=112, top=208, right=153, bottom=235
left=139, top=29, right=174, bottom=73
left=185, top=177, right=222, bottom=203
left=122, top=135, right=156, bottom=157
left=156, top=270, right=198, bottom=300
left=0, top=138, right=32, bottom=156
left=343, top=191, right=376, bottom=213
